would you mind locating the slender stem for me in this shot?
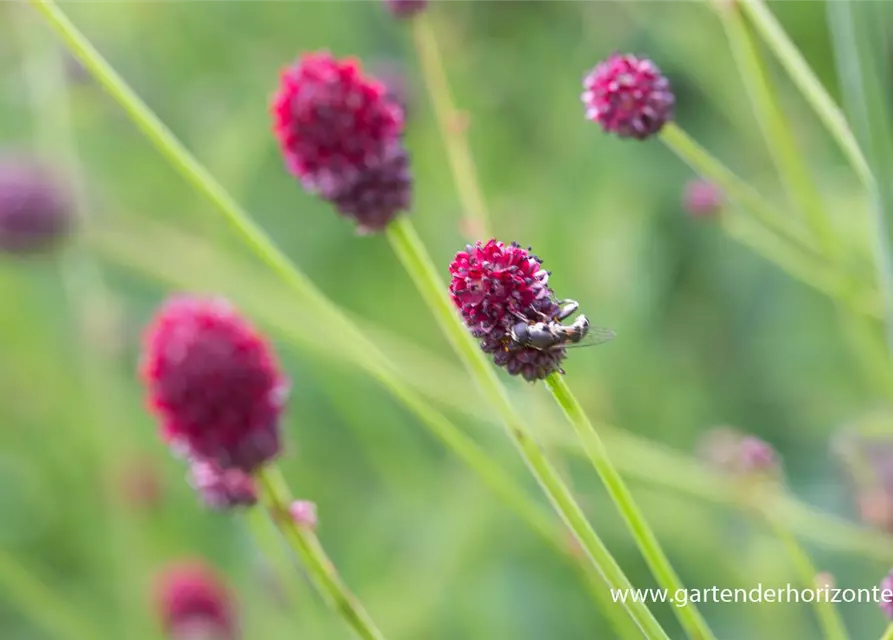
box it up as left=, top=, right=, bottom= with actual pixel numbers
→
left=256, top=466, right=386, bottom=640
left=882, top=624, right=893, bottom=640
left=660, top=122, right=879, bottom=319
left=243, top=507, right=325, bottom=637
left=764, top=510, right=849, bottom=640
left=545, top=374, right=715, bottom=640
left=716, top=0, right=893, bottom=396
left=827, top=0, right=893, bottom=365
left=26, top=1, right=640, bottom=624
left=717, top=2, right=829, bottom=242
left=736, top=0, right=871, bottom=185
left=659, top=122, right=814, bottom=253
left=90, top=220, right=893, bottom=565
left=386, top=218, right=668, bottom=639
left=720, top=213, right=881, bottom=319
left=92, top=219, right=893, bottom=565
left=411, top=15, right=491, bottom=240
left=0, top=550, right=104, bottom=640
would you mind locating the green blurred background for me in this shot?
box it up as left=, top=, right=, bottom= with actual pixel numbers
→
left=1, top=1, right=891, bottom=638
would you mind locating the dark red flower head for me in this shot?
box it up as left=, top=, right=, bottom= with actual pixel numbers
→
left=271, top=51, right=404, bottom=197
left=582, top=53, right=674, bottom=140
left=0, top=155, right=75, bottom=255
left=329, top=141, right=412, bottom=233
left=155, top=560, right=237, bottom=640
left=188, top=460, right=257, bottom=510
left=383, top=0, right=428, bottom=19
left=449, top=240, right=567, bottom=381
left=141, top=296, right=287, bottom=473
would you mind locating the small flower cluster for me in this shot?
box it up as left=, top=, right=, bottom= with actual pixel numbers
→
left=833, top=427, right=893, bottom=533
left=155, top=560, right=238, bottom=640
left=141, top=296, right=290, bottom=509
left=698, top=427, right=781, bottom=481
left=581, top=53, right=674, bottom=140
left=383, top=0, right=427, bottom=19
left=271, top=51, right=412, bottom=234
left=684, top=180, right=724, bottom=218
left=0, top=155, right=75, bottom=255
left=446, top=52, right=677, bottom=375
left=449, top=239, right=568, bottom=381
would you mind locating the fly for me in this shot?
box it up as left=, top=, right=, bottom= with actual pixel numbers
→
left=508, top=299, right=616, bottom=351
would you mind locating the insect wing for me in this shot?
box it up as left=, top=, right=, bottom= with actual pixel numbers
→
left=554, top=326, right=616, bottom=350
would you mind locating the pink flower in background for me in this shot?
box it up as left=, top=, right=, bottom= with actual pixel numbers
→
left=141, top=296, right=288, bottom=473
left=383, top=0, right=428, bottom=19
left=289, top=500, right=318, bottom=530
left=271, top=51, right=412, bottom=232
left=582, top=53, right=674, bottom=140
left=881, top=570, right=893, bottom=619
left=683, top=180, right=724, bottom=218
left=0, top=155, right=75, bottom=255
left=155, top=561, right=238, bottom=640
left=271, top=51, right=404, bottom=198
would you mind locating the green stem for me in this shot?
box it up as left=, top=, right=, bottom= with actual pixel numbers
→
left=716, top=0, right=893, bottom=396
left=90, top=220, right=893, bottom=564
left=244, top=507, right=325, bottom=636
left=660, top=122, right=879, bottom=319
left=827, top=0, right=893, bottom=365
left=881, top=624, right=893, bottom=640
left=545, top=374, right=715, bottom=640
left=411, top=15, right=491, bottom=239
left=659, top=122, right=813, bottom=253
left=720, top=213, right=881, bottom=319
left=764, top=510, right=849, bottom=640
left=0, top=550, right=104, bottom=640
left=736, top=0, right=871, bottom=185
left=717, top=2, right=830, bottom=242
left=256, top=466, right=386, bottom=640
left=385, top=218, right=668, bottom=639
left=26, top=0, right=640, bottom=622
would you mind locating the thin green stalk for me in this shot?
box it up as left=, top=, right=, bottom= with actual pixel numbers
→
left=90, top=221, right=893, bottom=564
left=827, top=0, right=893, bottom=364
left=882, top=624, right=893, bottom=640
left=545, top=374, right=715, bottom=640
left=717, top=2, right=830, bottom=243
left=0, top=551, right=104, bottom=640
left=256, top=466, right=386, bottom=640
left=716, top=0, right=893, bottom=396
left=736, top=0, right=871, bottom=186
left=659, top=122, right=814, bottom=254
left=27, top=3, right=658, bottom=633
left=385, top=218, right=668, bottom=639
left=31, top=0, right=665, bottom=638
left=765, top=511, right=849, bottom=640
left=411, top=15, right=491, bottom=239
left=93, top=216, right=893, bottom=567
left=244, top=507, right=325, bottom=637
left=659, top=122, right=880, bottom=318
left=720, top=213, right=881, bottom=319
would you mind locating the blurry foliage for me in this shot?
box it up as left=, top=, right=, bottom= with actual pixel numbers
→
left=2, top=1, right=893, bottom=639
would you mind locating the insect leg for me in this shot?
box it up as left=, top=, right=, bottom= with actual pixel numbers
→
left=555, top=299, right=580, bottom=321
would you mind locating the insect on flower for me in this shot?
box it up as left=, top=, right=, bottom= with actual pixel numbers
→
left=507, top=298, right=616, bottom=352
